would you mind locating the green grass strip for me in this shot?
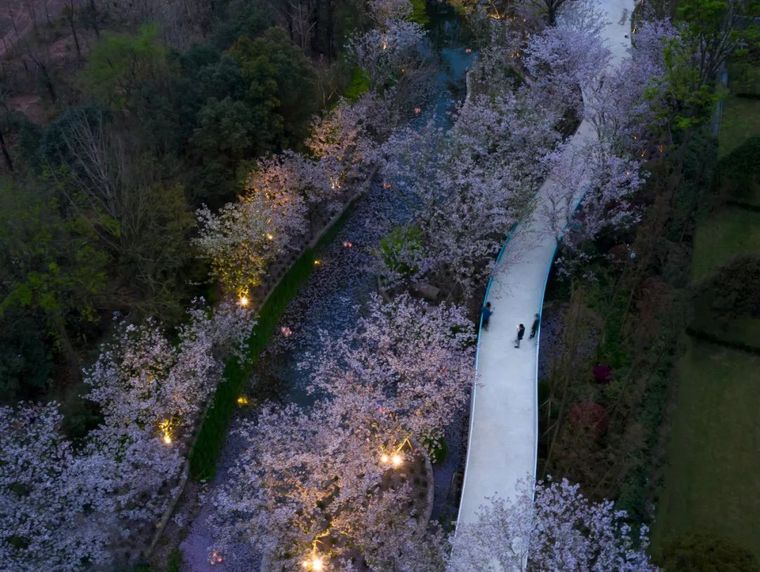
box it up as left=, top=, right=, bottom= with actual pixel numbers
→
left=188, top=248, right=316, bottom=481
left=188, top=196, right=362, bottom=481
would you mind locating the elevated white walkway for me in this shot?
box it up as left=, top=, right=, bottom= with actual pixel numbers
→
left=456, top=0, right=635, bottom=528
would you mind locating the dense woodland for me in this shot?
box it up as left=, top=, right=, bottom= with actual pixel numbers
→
left=0, top=0, right=372, bottom=415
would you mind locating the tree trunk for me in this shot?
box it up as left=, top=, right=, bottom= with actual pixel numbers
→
left=88, top=0, right=100, bottom=38
left=67, top=3, right=82, bottom=59
left=326, top=0, right=334, bottom=61
left=50, top=311, right=80, bottom=382
left=36, top=59, right=57, bottom=102
left=0, top=129, right=13, bottom=172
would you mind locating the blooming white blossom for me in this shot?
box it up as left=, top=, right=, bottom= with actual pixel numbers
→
left=306, top=93, right=386, bottom=186
left=307, top=293, right=476, bottom=439
left=85, top=299, right=253, bottom=437
left=380, top=86, right=560, bottom=294
left=586, top=19, right=676, bottom=155
left=209, top=401, right=417, bottom=570
left=348, top=18, right=427, bottom=88
left=523, top=12, right=610, bottom=117
left=0, top=403, right=182, bottom=571
left=450, top=478, right=656, bottom=571
left=194, top=162, right=309, bottom=296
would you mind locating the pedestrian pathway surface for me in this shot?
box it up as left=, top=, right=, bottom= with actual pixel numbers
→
left=456, top=0, right=635, bottom=530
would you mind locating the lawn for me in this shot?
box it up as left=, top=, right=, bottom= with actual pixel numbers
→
left=652, top=65, right=760, bottom=563
left=653, top=338, right=760, bottom=561
left=691, top=206, right=760, bottom=282
left=718, top=96, right=760, bottom=159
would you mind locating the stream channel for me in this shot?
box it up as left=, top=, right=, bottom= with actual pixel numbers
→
left=181, top=5, right=475, bottom=569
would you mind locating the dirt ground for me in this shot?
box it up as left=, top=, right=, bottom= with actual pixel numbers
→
left=0, top=0, right=68, bottom=59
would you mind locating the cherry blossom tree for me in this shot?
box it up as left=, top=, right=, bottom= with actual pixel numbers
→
left=379, top=87, right=560, bottom=294
left=210, top=294, right=474, bottom=568
left=0, top=403, right=183, bottom=571
left=0, top=402, right=110, bottom=571
left=540, top=141, right=643, bottom=253
left=586, top=19, right=677, bottom=155
left=450, top=478, right=656, bottom=571
left=85, top=299, right=253, bottom=440
left=306, top=93, right=388, bottom=189
left=80, top=424, right=183, bottom=533
left=307, top=293, right=476, bottom=440
left=522, top=12, right=610, bottom=119
left=348, top=17, right=427, bottom=88
left=209, top=400, right=418, bottom=570
left=194, top=162, right=309, bottom=297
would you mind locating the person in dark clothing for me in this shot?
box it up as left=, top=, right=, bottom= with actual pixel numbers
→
left=481, top=302, right=493, bottom=330
left=529, top=313, right=540, bottom=339
left=515, top=323, right=525, bottom=348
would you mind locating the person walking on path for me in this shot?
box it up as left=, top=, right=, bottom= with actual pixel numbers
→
left=514, top=324, right=525, bottom=348
left=529, top=313, right=540, bottom=339
left=481, top=302, right=493, bottom=331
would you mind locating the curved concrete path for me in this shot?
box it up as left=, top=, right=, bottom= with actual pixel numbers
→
left=456, top=0, right=635, bottom=528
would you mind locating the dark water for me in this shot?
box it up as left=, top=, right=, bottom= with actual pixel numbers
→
left=252, top=3, right=475, bottom=405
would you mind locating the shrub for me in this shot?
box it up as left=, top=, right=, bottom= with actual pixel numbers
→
left=715, top=136, right=760, bottom=206
left=693, top=254, right=760, bottom=321
left=423, top=436, right=448, bottom=464
left=658, top=532, right=760, bottom=572
left=378, top=224, right=424, bottom=278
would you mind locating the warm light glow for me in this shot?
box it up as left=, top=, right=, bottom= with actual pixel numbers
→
left=314, top=259, right=322, bottom=266
left=391, top=453, right=403, bottom=468
left=382, top=182, right=392, bottom=190
left=414, top=107, right=421, bottom=115
left=342, top=241, right=353, bottom=248
left=209, top=550, right=224, bottom=565
left=281, top=326, right=293, bottom=337
left=302, top=556, right=325, bottom=570
left=266, top=233, right=274, bottom=240
left=239, top=295, right=250, bottom=307
left=159, top=419, right=173, bottom=446
left=237, top=396, right=249, bottom=406
left=380, top=453, right=390, bottom=464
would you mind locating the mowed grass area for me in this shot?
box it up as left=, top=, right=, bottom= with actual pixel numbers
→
left=653, top=339, right=760, bottom=560
left=718, top=96, right=760, bottom=158
left=691, top=206, right=760, bottom=282
left=652, top=71, right=760, bottom=561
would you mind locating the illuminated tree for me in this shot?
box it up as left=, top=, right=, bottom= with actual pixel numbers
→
left=194, top=163, right=309, bottom=297
left=451, top=478, right=656, bottom=571
left=85, top=300, right=253, bottom=439
left=209, top=400, right=417, bottom=570
left=306, top=93, right=388, bottom=186
left=0, top=403, right=182, bottom=571
left=348, top=17, right=427, bottom=88
left=307, top=293, right=476, bottom=440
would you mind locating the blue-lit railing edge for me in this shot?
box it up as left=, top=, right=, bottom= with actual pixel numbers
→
left=457, top=183, right=588, bottom=523
left=456, top=223, right=518, bottom=527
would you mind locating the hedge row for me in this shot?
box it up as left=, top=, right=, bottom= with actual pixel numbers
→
left=685, top=326, right=760, bottom=357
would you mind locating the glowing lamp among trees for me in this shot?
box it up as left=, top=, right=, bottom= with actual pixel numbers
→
left=159, top=419, right=173, bottom=445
